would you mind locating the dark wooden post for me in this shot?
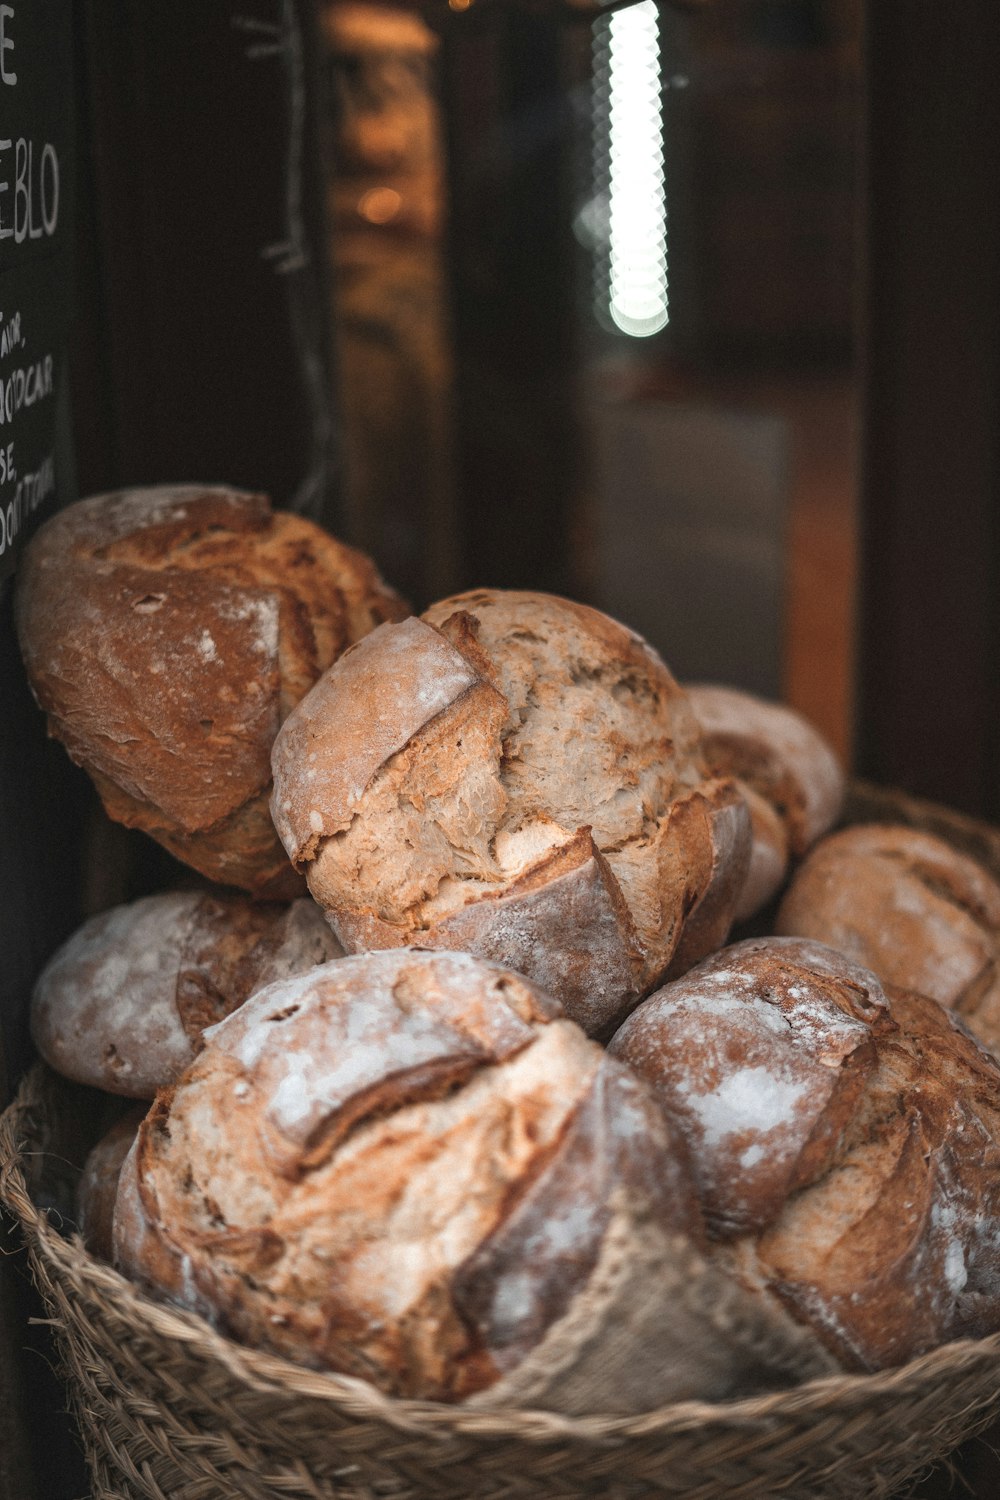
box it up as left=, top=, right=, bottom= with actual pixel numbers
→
left=857, top=1, right=1000, bottom=819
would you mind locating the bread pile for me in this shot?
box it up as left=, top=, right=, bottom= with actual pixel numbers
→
left=610, top=936, right=1000, bottom=1370
left=16, top=486, right=1000, bottom=1418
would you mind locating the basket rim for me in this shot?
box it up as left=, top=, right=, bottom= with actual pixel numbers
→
left=6, top=1061, right=1000, bottom=1450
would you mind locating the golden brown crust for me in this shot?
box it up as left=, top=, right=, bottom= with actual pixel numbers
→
left=15, top=486, right=408, bottom=894
left=610, top=937, right=1000, bottom=1371
left=270, top=616, right=486, bottom=865
left=686, top=684, right=844, bottom=919
left=776, top=823, right=1000, bottom=1055
left=686, top=684, right=844, bottom=856
left=112, top=949, right=707, bottom=1402
left=271, top=591, right=750, bottom=1034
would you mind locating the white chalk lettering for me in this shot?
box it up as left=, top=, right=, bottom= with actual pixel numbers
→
left=11, top=137, right=59, bottom=242
left=0, top=452, right=55, bottom=557
left=0, top=137, right=10, bottom=239
left=41, top=142, right=58, bottom=233
left=0, top=309, right=20, bottom=355
left=0, top=354, right=54, bottom=424
left=0, top=6, right=15, bottom=88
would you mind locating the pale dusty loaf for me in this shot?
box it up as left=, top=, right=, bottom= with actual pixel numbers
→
left=31, top=891, right=343, bottom=1098
left=610, top=936, right=1000, bottom=1370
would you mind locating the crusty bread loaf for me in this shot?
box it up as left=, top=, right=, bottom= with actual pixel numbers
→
left=32, top=891, right=342, bottom=1098
left=270, top=592, right=751, bottom=1035
left=776, top=823, right=1000, bottom=1055
left=77, top=1106, right=146, bottom=1262
left=15, top=486, right=408, bottom=896
left=686, top=684, right=844, bottom=919
left=609, top=936, right=1000, bottom=1370
left=113, top=949, right=832, bottom=1410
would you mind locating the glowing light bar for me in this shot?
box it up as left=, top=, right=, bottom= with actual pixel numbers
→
left=597, top=0, right=668, bottom=338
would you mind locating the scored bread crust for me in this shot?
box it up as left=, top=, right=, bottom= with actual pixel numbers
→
left=271, top=594, right=751, bottom=1035
left=113, top=948, right=836, bottom=1409
left=15, top=486, right=408, bottom=896
left=610, top=936, right=1000, bottom=1371
left=686, top=684, right=844, bottom=856
left=686, top=683, right=844, bottom=918
left=31, top=891, right=343, bottom=1098
left=111, top=950, right=714, bottom=1403
left=776, top=823, right=1000, bottom=1056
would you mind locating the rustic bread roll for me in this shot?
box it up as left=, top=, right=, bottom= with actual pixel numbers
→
left=270, top=592, right=751, bottom=1035
left=32, top=891, right=342, bottom=1098
left=609, top=936, right=1000, bottom=1370
left=686, top=683, right=844, bottom=919
left=15, top=486, right=408, bottom=896
left=113, top=949, right=833, bottom=1410
left=77, top=1106, right=146, bottom=1262
left=776, top=823, right=1000, bottom=1055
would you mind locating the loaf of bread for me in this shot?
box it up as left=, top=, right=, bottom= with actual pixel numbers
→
left=776, top=824, right=1000, bottom=1055
left=609, top=936, right=1000, bottom=1370
left=270, top=592, right=751, bottom=1035
left=113, top=949, right=833, bottom=1411
left=686, top=684, right=844, bottom=919
left=15, top=486, right=408, bottom=896
left=32, top=891, right=342, bottom=1098
left=77, top=1107, right=146, bottom=1262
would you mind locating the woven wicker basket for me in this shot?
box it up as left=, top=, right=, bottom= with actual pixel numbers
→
left=4, top=781, right=1000, bottom=1500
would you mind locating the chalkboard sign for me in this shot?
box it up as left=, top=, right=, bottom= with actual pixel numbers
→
left=0, top=0, right=74, bottom=582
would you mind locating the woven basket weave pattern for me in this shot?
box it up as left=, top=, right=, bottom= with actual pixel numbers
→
left=4, top=782, right=1000, bottom=1498
left=6, top=1067, right=1000, bottom=1499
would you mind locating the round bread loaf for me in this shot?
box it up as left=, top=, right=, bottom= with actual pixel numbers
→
left=32, top=891, right=343, bottom=1098
left=776, top=823, right=1000, bottom=1055
left=15, top=486, right=408, bottom=896
left=113, top=949, right=833, bottom=1411
left=609, top=936, right=1000, bottom=1370
left=78, top=1106, right=146, bottom=1262
left=686, top=683, right=844, bottom=919
left=270, top=591, right=751, bottom=1035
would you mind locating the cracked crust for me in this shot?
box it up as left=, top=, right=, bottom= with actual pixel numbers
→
left=610, top=937, right=1000, bottom=1370
left=31, top=891, right=343, bottom=1098
left=776, top=823, right=1000, bottom=1056
left=271, top=591, right=751, bottom=1034
left=15, top=486, right=408, bottom=895
left=686, top=684, right=844, bottom=918
left=112, top=949, right=707, bottom=1404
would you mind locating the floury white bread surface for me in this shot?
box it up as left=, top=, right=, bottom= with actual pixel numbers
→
left=609, top=936, right=1000, bottom=1372
left=15, top=486, right=408, bottom=897
left=270, top=591, right=752, bottom=1035
left=112, top=948, right=834, bottom=1410
left=777, top=823, right=1000, bottom=1057
left=685, top=683, right=845, bottom=919
left=31, top=891, right=343, bottom=1098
